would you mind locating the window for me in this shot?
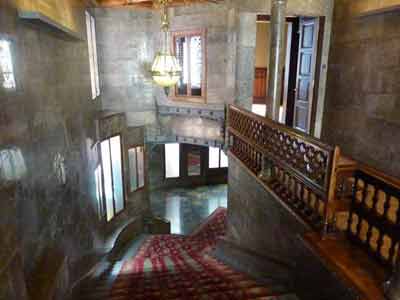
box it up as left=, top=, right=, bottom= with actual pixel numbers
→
left=0, top=39, right=16, bottom=90
left=165, top=143, right=180, bottom=178
left=128, top=146, right=145, bottom=192
left=95, top=164, right=104, bottom=220
left=187, top=149, right=201, bottom=176
left=86, top=11, right=100, bottom=99
left=99, top=135, right=124, bottom=222
left=0, top=148, right=26, bottom=183
left=252, top=104, right=266, bottom=117
left=209, top=147, right=228, bottom=169
left=172, top=29, right=206, bottom=102
left=53, top=153, right=66, bottom=185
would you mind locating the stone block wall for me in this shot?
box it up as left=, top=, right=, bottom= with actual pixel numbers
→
left=94, top=8, right=159, bottom=127
left=322, top=0, right=400, bottom=177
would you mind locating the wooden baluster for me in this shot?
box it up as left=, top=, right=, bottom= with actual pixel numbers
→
left=388, top=241, right=397, bottom=268
left=376, top=231, right=385, bottom=262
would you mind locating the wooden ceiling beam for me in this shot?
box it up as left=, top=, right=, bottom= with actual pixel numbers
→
left=97, top=0, right=221, bottom=8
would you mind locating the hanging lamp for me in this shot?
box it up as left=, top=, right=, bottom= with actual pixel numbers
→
left=151, top=0, right=182, bottom=89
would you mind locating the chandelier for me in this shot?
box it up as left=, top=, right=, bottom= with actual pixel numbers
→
left=151, top=0, right=182, bottom=89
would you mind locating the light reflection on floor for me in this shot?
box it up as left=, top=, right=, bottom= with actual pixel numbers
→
left=150, top=184, right=228, bottom=235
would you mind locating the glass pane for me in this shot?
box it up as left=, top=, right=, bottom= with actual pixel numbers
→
left=175, top=36, right=188, bottom=95
left=252, top=104, right=266, bottom=117
left=165, top=143, right=180, bottom=178
left=220, top=150, right=229, bottom=168
left=128, top=148, right=137, bottom=192
left=209, top=147, right=220, bottom=169
left=95, top=165, right=103, bottom=219
left=187, top=150, right=201, bottom=176
left=0, top=148, right=27, bottom=182
left=91, top=15, right=100, bottom=97
left=0, top=40, right=16, bottom=90
left=101, top=140, right=114, bottom=221
left=110, top=136, right=124, bottom=214
left=85, top=12, right=96, bottom=99
left=137, top=147, right=145, bottom=188
left=190, top=35, right=202, bottom=96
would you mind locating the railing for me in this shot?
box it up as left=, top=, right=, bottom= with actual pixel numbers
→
left=345, top=166, right=400, bottom=271
left=227, top=104, right=400, bottom=286
left=228, top=105, right=338, bottom=230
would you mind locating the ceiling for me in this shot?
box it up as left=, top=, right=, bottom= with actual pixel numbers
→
left=96, top=0, right=221, bottom=8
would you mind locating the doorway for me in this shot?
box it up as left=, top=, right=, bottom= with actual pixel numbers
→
left=253, top=15, right=324, bottom=135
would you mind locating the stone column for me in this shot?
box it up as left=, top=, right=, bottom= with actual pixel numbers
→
left=267, top=0, right=287, bottom=121
left=259, top=0, right=287, bottom=180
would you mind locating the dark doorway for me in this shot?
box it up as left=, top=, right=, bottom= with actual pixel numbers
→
left=254, top=15, right=325, bottom=135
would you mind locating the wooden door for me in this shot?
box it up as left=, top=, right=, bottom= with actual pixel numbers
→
left=253, top=68, right=267, bottom=104
left=293, top=17, right=319, bottom=133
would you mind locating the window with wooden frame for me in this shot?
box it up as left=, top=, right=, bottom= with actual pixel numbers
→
left=209, top=147, right=228, bottom=169
left=99, top=135, right=125, bottom=222
left=171, top=29, right=207, bottom=103
left=128, top=146, right=145, bottom=193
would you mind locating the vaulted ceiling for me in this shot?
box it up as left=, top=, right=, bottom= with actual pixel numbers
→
left=97, top=0, right=221, bottom=8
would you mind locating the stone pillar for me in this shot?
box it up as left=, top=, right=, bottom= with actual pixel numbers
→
left=267, top=0, right=287, bottom=121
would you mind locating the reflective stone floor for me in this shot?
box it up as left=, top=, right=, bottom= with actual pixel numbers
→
left=150, top=184, right=228, bottom=235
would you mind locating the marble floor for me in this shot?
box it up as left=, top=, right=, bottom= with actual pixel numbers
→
left=150, top=184, right=228, bottom=235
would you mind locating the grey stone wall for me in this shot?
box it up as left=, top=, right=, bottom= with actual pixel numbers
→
left=95, top=1, right=334, bottom=137
left=94, top=8, right=159, bottom=127
left=322, top=0, right=400, bottom=177
left=0, top=1, right=103, bottom=298
left=95, top=3, right=237, bottom=119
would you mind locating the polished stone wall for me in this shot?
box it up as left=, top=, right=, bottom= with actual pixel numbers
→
left=322, top=0, right=400, bottom=177
left=0, top=1, right=100, bottom=299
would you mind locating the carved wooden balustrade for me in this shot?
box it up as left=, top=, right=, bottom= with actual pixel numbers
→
left=227, top=105, right=400, bottom=299
left=227, top=105, right=338, bottom=230
left=345, top=166, right=400, bottom=270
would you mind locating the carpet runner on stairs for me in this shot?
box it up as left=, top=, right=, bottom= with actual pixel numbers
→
left=78, top=208, right=295, bottom=300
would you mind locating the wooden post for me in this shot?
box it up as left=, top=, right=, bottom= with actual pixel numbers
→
left=323, top=146, right=341, bottom=238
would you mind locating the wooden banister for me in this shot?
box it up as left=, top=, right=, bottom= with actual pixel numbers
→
left=228, top=104, right=336, bottom=230
left=227, top=104, right=400, bottom=300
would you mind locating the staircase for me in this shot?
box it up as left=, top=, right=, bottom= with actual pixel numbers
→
left=75, top=209, right=298, bottom=300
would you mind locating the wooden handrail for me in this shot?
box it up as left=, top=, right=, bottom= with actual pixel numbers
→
left=227, top=105, right=337, bottom=230
left=229, top=105, right=334, bottom=151
left=228, top=105, right=335, bottom=197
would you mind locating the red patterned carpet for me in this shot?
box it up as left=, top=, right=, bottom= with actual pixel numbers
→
left=108, top=208, right=280, bottom=300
